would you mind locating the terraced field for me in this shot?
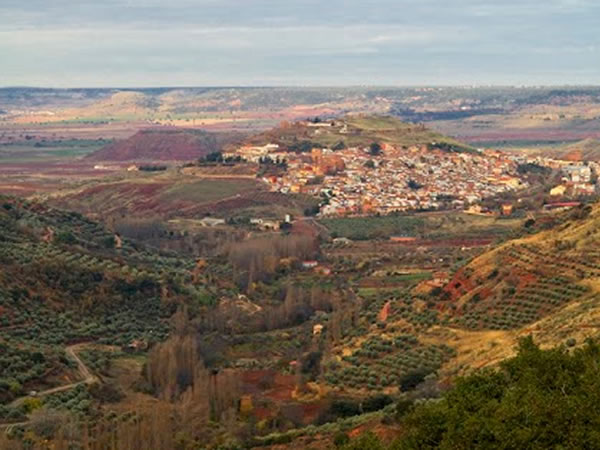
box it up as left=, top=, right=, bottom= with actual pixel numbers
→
left=48, top=174, right=319, bottom=220
left=442, top=205, right=600, bottom=335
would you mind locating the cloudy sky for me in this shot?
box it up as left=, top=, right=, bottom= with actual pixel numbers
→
left=1, top=0, right=599, bottom=87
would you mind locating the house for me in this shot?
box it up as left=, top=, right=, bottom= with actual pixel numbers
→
left=573, top=183, right=596, bottom=196
left=550, top=184, right=567, bottom=196
left=562, top=165, right=592, bottom=183
left=125, top=339, right=148, bottom=352
left=543, top=202, right=581, bottom=211
left=501, top=204, right=514, bottom=216
left=261, top=220, right=280, bottom=231
left=432, top=271, right=450, bottom=286
left=250, top=218, right=280, bottom=231
left=198, top=217, right=226, bottom=227
left=302, top=260, right=319, bottom=269
left=333, top=237, right=352, bottom=246
left=313, top=324, right=324, bottom=335
left=306, top=121, right=334, bottom=128
left=390, top=236, right=417, bottom=243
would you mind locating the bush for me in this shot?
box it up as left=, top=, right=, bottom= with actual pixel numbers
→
left=30, top=408, right=69, bottom=439
left=362, top=394, right=393, bottom=413
left=88, top=382, right=125, bottom=403
left=55, top=231, right=76, bottom=245
left=397, top=337, right=600, bottom=449
left=339, top=432, right=385, bottom=450
left=333, top=430, right=350, bottom=447
left=330, top=399, right=361, bottom=418
left=399, top=368, right=431, bottom=391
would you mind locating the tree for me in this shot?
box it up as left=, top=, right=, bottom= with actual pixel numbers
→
left=332, top=140, right=346, bottom=151
left=55, top=231, right=76, bottom=245
left=395, top=337, right=600, bottom=449
left=362, top=393, right=393, bottom=412
left=204, top=151, right=223, bottom=163
left=407, top=179, right=423, bottom=190
left=369, top=142, right=382, bottom=156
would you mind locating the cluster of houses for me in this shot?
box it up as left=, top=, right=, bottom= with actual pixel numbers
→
left=225, top=134, right=600, bottom=219
left=551, top=162, right=597, bottom=197
left=197, top=214, right=292, bottom=231
left=512, top=154, right=599, bottom=198
left=245, top=143, right=527, bottom=216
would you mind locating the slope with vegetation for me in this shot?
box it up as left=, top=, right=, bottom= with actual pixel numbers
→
left=357, top=202, right=598, bottom=378
left=0, top=195, right=214, bottom=408
left=46, top=172, right=319, bottom=225
left=554, top=138, right=600, bottom=161
left=335, top=338, right=600, bottom=449
left=238, top=115, right=476, bottom=153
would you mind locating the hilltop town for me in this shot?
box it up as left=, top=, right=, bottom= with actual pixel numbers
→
left=267, top=144, right=524, bottom=215
left=227, top=117, right=525, bottom=215
left=227, top=117, right=600, bottom=216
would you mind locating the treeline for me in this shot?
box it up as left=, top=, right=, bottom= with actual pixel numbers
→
left=199, top=283, right=361, bottom=335
left=113, top=216, right=247, bottom=256
left=138, top=165, right=167, bottom=172
left=143, top=335, right=239, bottom=424
left=113, top=217, right=168, bottom=242
left=227, top=234, right=318, bottom=290
left=192, top=151, right=246, bottom=165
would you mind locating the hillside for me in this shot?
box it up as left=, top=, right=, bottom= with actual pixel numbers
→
left=237, top=115, right=476, bottom=153
left=554, top=138, right=600, bottom=161
left=3, top=191, right=600, bottom=448
left=436, top=203, right=600, bottom=363
left=0, top=195, right=213, bottom=405
left=46, top=172, right=319, bottom=222
left=87, top=128, right=220, bottom=161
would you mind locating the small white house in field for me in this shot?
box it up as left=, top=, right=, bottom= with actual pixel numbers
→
left=198, top=217, right=226, bottom=227
left=302, top=260, right=319, bottom=269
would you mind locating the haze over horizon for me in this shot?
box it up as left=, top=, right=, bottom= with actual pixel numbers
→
left=1, top=0, right=599, bottom=88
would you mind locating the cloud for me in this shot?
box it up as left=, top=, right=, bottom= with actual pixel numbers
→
left=0, top=0, right=599, bottom=86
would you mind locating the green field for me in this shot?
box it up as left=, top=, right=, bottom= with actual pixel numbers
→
left=161, top=178, right=261, bottom=203
left=321, top=215, right=425, bottom=240
left=321, top=212, right=523, bottom=241
left=0, top=139, right=110, bottom=162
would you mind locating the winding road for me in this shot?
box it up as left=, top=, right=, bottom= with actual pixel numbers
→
left=1, top=344, right=101, bottom=432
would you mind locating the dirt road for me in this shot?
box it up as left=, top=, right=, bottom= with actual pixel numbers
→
left=1, top=344, right=102, bottom=431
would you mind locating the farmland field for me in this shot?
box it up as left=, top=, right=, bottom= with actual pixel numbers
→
left=320, top=211, right=523, bottom=241
left=0, top=139, right=109, bottom=163
left=47, top=172, right=319, bottom=222
left=320, top=215, right=425, bottom=240
left=160, top=178, right=261, bottom=203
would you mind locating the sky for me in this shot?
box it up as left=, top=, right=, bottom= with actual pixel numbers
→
left=1, top=0, right=599, bottom=87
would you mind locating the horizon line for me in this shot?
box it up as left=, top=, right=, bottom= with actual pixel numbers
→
left=2, top=84, right=600, bottom=90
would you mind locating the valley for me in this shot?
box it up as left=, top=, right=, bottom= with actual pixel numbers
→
left=2, top=87, right=600, bottom=449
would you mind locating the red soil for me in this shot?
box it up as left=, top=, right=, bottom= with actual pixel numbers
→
left=87, top=128, right=219, bottom=161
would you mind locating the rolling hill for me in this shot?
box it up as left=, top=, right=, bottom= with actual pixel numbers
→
left=435, top=203, right=600, bottom=363
left=554, top=138, right=600, bottom=161
left=238, top=115, right=476, bottom=153
left=87, top=128, right=220, bottom=161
